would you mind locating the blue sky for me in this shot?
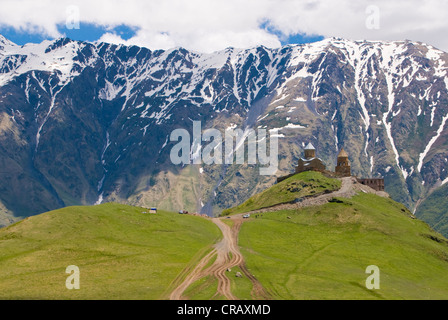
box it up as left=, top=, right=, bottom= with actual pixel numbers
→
left=0, top=23, right=138, bottom=45
left=0, top=22, right=324, bottom=48
left=0, top=0, right=446, bottom=52
left=259, top=20, right=324, bottom=46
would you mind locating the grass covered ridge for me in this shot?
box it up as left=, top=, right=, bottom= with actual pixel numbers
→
left=238, top=193, right=448, bottom=299
left=222, top=171, right=341, bottom=215
left=0, top=203, right=221, bottom=300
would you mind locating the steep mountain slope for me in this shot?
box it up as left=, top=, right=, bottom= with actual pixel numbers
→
left=415, top=183, right=448, bottom=237
left=0, top=35, right=447, bottom=229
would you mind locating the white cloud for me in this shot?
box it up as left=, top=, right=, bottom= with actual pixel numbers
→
left=0, top=0, right=447, bottom=52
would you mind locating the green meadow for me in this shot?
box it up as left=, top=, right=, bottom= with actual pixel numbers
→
left=1, top=172, right=448, bottom=300
left=0, top=203, right=220, bottom=299
left=238, top=193, right=448, bottom=299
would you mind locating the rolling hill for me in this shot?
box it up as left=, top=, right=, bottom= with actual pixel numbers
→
left=1, top=172, right=448, bottom=299
left=222, top=171, right=341, bottom=215
left=224, top=172, right=448, bottom=299
left=0, top=203, right=221, bottom=299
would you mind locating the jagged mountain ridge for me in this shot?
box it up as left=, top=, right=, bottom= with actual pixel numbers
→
left=0, top=34, right=447, bottom=227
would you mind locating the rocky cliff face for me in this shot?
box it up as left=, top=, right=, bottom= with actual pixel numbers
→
left=0, top=35, right=447, bottom=225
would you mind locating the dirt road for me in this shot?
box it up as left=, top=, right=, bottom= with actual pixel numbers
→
left=169, top=176, right=387, bottom=300
left=243, top=176, right=388, bottom=215
left=169, top=215, right=269, bottom=300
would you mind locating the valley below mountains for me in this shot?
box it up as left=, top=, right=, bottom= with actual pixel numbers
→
left=0, top=34, right=448, bottom=236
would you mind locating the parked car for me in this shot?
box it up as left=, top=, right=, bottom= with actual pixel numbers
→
left=243, top=214, right=250, bottom=219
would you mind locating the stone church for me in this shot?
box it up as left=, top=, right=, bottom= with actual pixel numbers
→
left=334, top=148, right=351, bottom=177
left=278, top=143, right=385, bottom=191
left=295, top=143, right=326, bottom=173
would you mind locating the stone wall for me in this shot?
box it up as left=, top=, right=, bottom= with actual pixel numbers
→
left=357, top=178, right=385, bottom=191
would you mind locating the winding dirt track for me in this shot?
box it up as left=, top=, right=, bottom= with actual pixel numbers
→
left=169, top=176, right=388, bottom=300
left=243, top=176, right=388, bottom=215
left=169, top=215, right=269, bottom=300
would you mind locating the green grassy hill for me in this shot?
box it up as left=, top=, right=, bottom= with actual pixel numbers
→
left=237, top=192, right=448, bottom=299
left=2, top=171, right=448, bottom=300
left=222, top=171, right=341, bottom=215
left=0, top=203, right=220, bottom=300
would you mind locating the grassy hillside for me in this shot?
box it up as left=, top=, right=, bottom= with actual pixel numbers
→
left=222, top=171, right=341, bottom=215
left=2, top=171, right=448, bottom=300
left=416, top=183, right=448, bottom=238
left=238, top=193, right=448, bottom=299
left=0, top=203, right=220, bottom=300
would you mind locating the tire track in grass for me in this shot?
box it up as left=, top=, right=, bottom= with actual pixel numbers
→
left=170, top=216, right=270, bottom=300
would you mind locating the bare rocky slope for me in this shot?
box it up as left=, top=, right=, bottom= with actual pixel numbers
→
left=0, top=35, right=447, bottom=235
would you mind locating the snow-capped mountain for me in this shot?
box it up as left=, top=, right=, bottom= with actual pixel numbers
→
left=0, top=35, right=447, bottom=230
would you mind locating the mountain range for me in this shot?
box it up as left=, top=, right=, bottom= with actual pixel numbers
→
left=0, top=34, right=447, bottom=235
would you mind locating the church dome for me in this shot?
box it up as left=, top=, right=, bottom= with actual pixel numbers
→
left=304, top=143, right=315, bottom=150
left=338, top=148, right=348, bottom=158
